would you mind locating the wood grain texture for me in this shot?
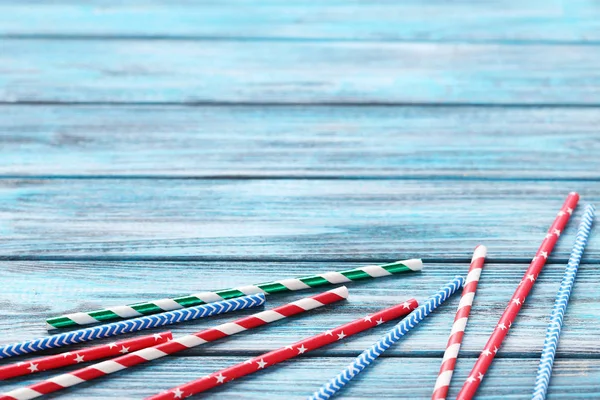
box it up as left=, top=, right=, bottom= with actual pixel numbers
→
left=2, top=106, right=600, bottom=178
left=0, top=179, right=597, bottom=260
left=2, top=1, right=599, bottom=398
left=2, top=40, right=600, bottom=104
left=1, top=356, right=598, bottom=399
left=1, top=261, right=599, bottom=357
left=1, top=0, right=600, bottom=43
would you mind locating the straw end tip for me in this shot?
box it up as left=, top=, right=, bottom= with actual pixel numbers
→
left=160, top=331, right=174, bottom=341
left=331, top=285, right=349, bottom=299
left=455, top=275, right=467, bottom=286
left=401, top=258, right=423, bottom=271
left=473, top=245, right=487, bottom=259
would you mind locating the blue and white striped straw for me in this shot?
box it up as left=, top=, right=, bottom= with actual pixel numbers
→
left=532, top=204, right=595, bottom=400
left=308, top=276, right=465, bottom=400
left=0, top=293, right=265, bottom=359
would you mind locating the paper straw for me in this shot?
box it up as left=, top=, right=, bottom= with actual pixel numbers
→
left=0, top=294, right=265, bottom=360
left=0, top=331, right=172, bottom=381
left=531, top=204, right=595, bottom=400
left=0, top=287, right=348, bottom=400
left=457, top=192, right=579, bottom=400
left=309, top=276, right=465, bottom=400
left=46, top=259, right=422, bottom=330
left=145, top=298, right=418, bottom=400
left=432, top=246, right=487, bottom=400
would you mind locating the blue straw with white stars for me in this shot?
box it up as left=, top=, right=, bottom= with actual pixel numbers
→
left=0, top=293, right=265, bottom=359
left=307, top=276, right=464, bottom=400
left=532, top=204, right=595, bottom=400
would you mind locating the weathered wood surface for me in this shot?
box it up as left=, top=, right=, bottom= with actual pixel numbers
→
left=1, top=357, right=599, bottom=399
left=2, top=106, right=600, bottom=179
left=2, top=41, right=600, bottom=104
left=1, top=0, right=600, bottom=43
left=2, top=0, right=599, bottom=398
left=0, top=179, right=597, bottom=260
left=1, top=262, right=599, bottom=357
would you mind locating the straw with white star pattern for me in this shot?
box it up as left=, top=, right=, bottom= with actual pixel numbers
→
left=309, top=276, right=464, bottom=400
left=145, top=297, right=418, bottom=400
left=0, top=332, right=172, bottom=381
left=0, top=287, right=348, bottom=400
left=46, top=259, right=422, bottom=329
left=457, top=192, right=580, bottom=400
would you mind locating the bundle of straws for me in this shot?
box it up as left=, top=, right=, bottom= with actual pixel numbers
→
left=0, top=192, right=594, bottom=400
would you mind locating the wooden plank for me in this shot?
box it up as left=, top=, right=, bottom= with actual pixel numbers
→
left=2, top=261, right=599, bottom=357
left=0, top=179, right=597, bottom=259
left=2, top=41, right=600, bottom=104
left=1, top=356, right=597, bottom=399
left=1, top=1, right=599, bottom=43
left=2, top=106, right=600, bottom=178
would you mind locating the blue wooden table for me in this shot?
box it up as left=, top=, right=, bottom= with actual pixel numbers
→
left=1, top=1, right=600, bottom=398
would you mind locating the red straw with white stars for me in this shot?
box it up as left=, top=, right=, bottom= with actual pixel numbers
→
left=0, top=331, right=172, bottom=381
left=432, top=246, right=487, bottom=400
left=457, top=192, right=579, bottom=400
left=0, top=287, right=348, bottom=400
left=145, top=298, right=419, bottom=400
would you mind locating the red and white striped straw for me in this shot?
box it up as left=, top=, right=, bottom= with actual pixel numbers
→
left=432, top=246, right=487, bottom=400
left=145, top=298, right=419, bottom=400
left=0, top=331, right=172, bottom=381
left=0, top=287, right=348, bottom=400
left=457, top=192, right=579, bottom=400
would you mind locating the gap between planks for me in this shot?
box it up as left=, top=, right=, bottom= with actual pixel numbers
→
left=0, top=257, right=580, bottom=264
left=1, top=175, right=600, bottom=182
left=2, top=101, right=600, bottom=108
left=115, top=352, right=600, bottom=360
left=18, top=349, right=600, bottom=360
left=3, top=35, right=600, bottom=46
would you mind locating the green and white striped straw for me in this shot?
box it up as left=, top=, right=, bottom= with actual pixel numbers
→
left=47, top=259, right=422, bottom=330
